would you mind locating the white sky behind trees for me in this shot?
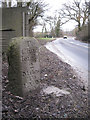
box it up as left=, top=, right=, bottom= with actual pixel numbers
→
left=1, top=0, right=89, bottom=32
left=34, top=0, right=89, bottom=32
left=34, top=0, right=78, bottom=32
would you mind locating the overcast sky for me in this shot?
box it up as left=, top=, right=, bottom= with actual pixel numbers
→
left=34, top=0, right=78, bottom=32
left=1, top=0, right=88, bottom=32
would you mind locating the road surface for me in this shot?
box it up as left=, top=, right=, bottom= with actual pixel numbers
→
left=45, top=37, right=89, bottom=88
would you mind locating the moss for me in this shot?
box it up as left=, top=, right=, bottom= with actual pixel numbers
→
left=7, top=37, right=40, bottom=96
left=7, top=38, right=23, bottom=96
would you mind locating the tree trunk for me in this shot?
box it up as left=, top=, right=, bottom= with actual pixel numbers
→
left=9, top=1, right=11, bottom=7
left=78, top=22, right=81, bottom=31
left=29, top=28, right=33, bottom=37
left=17, top=1, right=22, bottom=7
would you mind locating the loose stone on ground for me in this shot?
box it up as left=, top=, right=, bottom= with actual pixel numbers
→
left=2, top=39, right=89, bottom=118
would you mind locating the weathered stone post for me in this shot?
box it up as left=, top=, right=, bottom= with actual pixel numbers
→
left=7, top=37, right=40, bottom=96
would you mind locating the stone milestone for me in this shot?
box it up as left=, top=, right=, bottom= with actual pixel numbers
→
left=7, top=37, right=40, bottom=96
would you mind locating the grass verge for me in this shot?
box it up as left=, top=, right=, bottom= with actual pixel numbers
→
left=37, top=38, right=56, bottom=46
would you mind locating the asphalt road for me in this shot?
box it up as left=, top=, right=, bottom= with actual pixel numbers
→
left=45, top=37, right=89, bottom=87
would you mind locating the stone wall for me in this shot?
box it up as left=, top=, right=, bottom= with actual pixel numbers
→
left=2, top=7, right=26, bottom=35
left=0, top=7, right=28, bottom=52
left=1, top=30, right=16, bottom=52
left=7, top=37, right=40, bottom=96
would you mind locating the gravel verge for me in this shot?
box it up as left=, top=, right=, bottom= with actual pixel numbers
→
left=2, top=38, right=89, bottom=119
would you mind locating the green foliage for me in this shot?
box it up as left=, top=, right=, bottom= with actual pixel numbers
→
left=55, top=17, right=60, bottom=37
left=38, top=38, right=54, bottom=40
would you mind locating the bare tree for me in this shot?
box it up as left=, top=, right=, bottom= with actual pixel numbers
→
left=75, top=1, right=90, bottom=42
left=60, top=0, right=89, bottom=31
left=44, top=14, right=64, bottom=37
left=27, top=0, right=47, bottom=36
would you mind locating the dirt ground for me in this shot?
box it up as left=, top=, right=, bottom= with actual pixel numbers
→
left=2, top=38, right=89, bottom=119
